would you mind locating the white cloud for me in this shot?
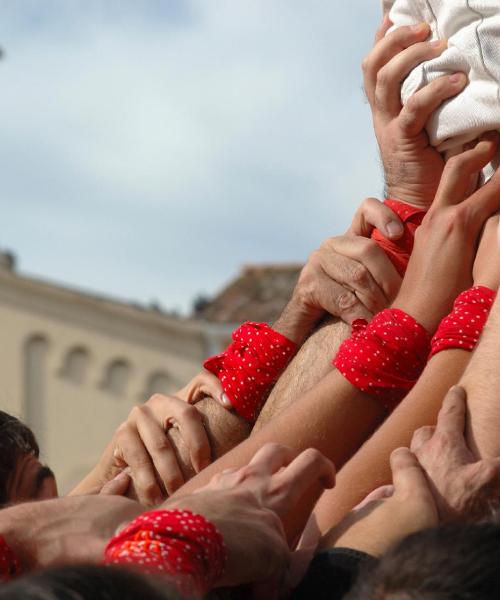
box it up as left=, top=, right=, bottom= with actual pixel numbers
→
left=0, top=1, right=384, bottom=312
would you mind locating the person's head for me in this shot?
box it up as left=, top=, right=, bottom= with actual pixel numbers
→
left=0, top=565, right=179, bottom=600
left=0, top=411, right=57, bottom=505
left=347, top=522, right=500, bottom=599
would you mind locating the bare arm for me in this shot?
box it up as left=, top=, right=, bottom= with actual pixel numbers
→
left=254, top=317, right=349, bottom=432
left=173, top=371, right=385, bottom=543
left=462, top=293, right=500, bottom=458
left=315, top=349, right=470, bottom=539
left=447, top=214, right=500, bottom=459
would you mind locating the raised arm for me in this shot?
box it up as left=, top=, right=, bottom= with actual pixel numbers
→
left=316, top=136, right=500, bottom=539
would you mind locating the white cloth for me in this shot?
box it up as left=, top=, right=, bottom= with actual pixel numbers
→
left=382, top=0, right=500, bottom=178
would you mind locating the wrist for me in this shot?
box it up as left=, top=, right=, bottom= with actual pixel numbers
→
left=273, top=297, right=321, bottom=345
left=391, top=292, right=440, bottom=334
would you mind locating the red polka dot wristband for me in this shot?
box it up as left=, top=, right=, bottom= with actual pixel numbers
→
left=429, top=286, right=496, bottom=359
left=333, top=309, right=431, bottom=412
left=104, top=509, right=226, bottom=599
left=0, top=535, right=21, bottom=582
left=371, top=199, right=426, bottom=277
left=203, top=322, right=298, bottom=422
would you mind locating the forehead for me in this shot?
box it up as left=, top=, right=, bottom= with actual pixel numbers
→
left=6, top=454, right=58, bottom=503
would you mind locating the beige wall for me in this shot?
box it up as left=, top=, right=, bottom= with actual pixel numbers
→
left=0, top=267, right=232, bottom=493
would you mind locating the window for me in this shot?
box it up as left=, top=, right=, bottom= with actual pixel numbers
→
left=61, top=347, right=89, bottom=385
left=103, top=359, right=130, bottom=396
left=143, top=371, right=174, bottom=400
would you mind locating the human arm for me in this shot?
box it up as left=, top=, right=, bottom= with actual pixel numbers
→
left=456, top=215, right=500, bottom=459
left=315, top=138, right=500, bottom=539
left=105, top=444, right=334, bottom=597
left=256, top=20, right=467, bottom=430
left=324, top=384, right=500, bottom=558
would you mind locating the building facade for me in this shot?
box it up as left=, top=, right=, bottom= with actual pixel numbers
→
left=0, top=253, right=231, bottom=493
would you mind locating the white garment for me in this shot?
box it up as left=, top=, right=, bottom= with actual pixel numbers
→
left=382, top=0, right=500, bottom=178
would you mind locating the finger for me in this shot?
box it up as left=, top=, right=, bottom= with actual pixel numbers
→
left=323, top=236, right=402, bottom=303
left=353, top=484, right=394, bottom=510
left=390, top=447, right=434, bottom=503
left=182, top=371, right=225, bottom=406
left=304, top=268, right=374, bottom=322
left=375, top=39, right=448, bottom=118
left=247, top=443, right=299, bottom=475
left=317, top=250, right=389, bottom=314
left=374, top=14, right=393, bottom=45
left=363, top=22, right=430, bottom=106
left=436, top=385, right=467, bottom=436
left=167, top=402, right=212, bottom=473
left=433, top=132, right=500, bottom=208
left=115, top=426, right=163, bottom=507
left=399, top=72, right=467, bottom=137
left=100, top=471, right=131, bottom=496
left=465, top=139, right=500, bottom=223
left=410, top=425, right=435, bottom=453
left=348, top=197, right=404, bottom=239
left=135, top=408, right=185, bottom=496
left=269, top=448, right=336, bottom=514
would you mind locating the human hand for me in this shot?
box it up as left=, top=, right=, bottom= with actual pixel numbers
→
left=411, top=385, right=500, bottom=522
left=322, top=447, right=437, bottom=556
left=0, top=495, right=142, bottom=571
left=82, top=375, right=221, bottom=506
left=274, top=198, right=403, bottom=342
left=165, top=443, right=335, bottom=587
left=393, top=132, right=500, bottom=333
left=473, top=212, right=500, bottom=290
left=364, top=18, right=467, bottom=208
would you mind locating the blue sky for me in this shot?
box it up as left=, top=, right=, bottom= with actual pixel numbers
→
left=0, top=1, right=384, bottom=313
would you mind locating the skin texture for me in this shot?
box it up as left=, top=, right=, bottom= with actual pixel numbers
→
left=0, top=444, right=334, bottom=595
left=325, top=385, right=500, bottom=559
left=317, top=141, right=500, bottom=541
left=74, top=199, right=401, bottom=503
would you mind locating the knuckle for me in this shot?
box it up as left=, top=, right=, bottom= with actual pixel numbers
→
left=358, top=238, right=379, bottom=261
left=361, top=55, right=372, bottom=75
left=148, top=393, right=169, bottom=406
left=338, top=291, right=358, bottom=310
left=350, top=264, right=370, bottom=286
left=375, top=65, right=390, bottom=89
left=148, top=435, right=170, bottom=454
left=129, top=405, right=145, bottom=420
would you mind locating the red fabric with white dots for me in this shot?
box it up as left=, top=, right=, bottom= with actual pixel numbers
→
left=429, top=286, right=496, bottom=358
left=0, top=535, right=21, bottom=582
left=371, top=199, right=426, bottom=277
left=203, top=322, right=298, bottom=422
left=104, top=509, right=226, bottom=599
left=333, top=309, right=431, bottom=412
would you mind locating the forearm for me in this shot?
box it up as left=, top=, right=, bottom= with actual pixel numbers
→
left=461, top=292, right=500, bottom=458
left=315, top=349, right=470, bottom=542
left=172, top=370, right=384, bottom=540
left=168, top=398, right=251, bottom=481
left=255, top=316, right=350, bottom=431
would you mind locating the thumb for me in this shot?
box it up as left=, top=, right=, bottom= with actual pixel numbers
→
left=348, top=197, right=404, bottom=240
left=100, top=471, right=131, bottom=496
left=390, top=447, right=431, bottom=500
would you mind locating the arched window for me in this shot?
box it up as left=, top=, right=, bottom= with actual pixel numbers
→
left=61, top=346, right=89, bottom=385
left=143, top=371, right=174, bottom=400
left=24, top=334, right=49, bottom=446
left=103, top=359, right=130, bottom=396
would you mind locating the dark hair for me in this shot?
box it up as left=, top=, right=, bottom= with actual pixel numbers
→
left=0, top=564, right=181, bottom=600
left=0, top=411, right=39, bottom=505
left=347, top=522, right=500, bottom=599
